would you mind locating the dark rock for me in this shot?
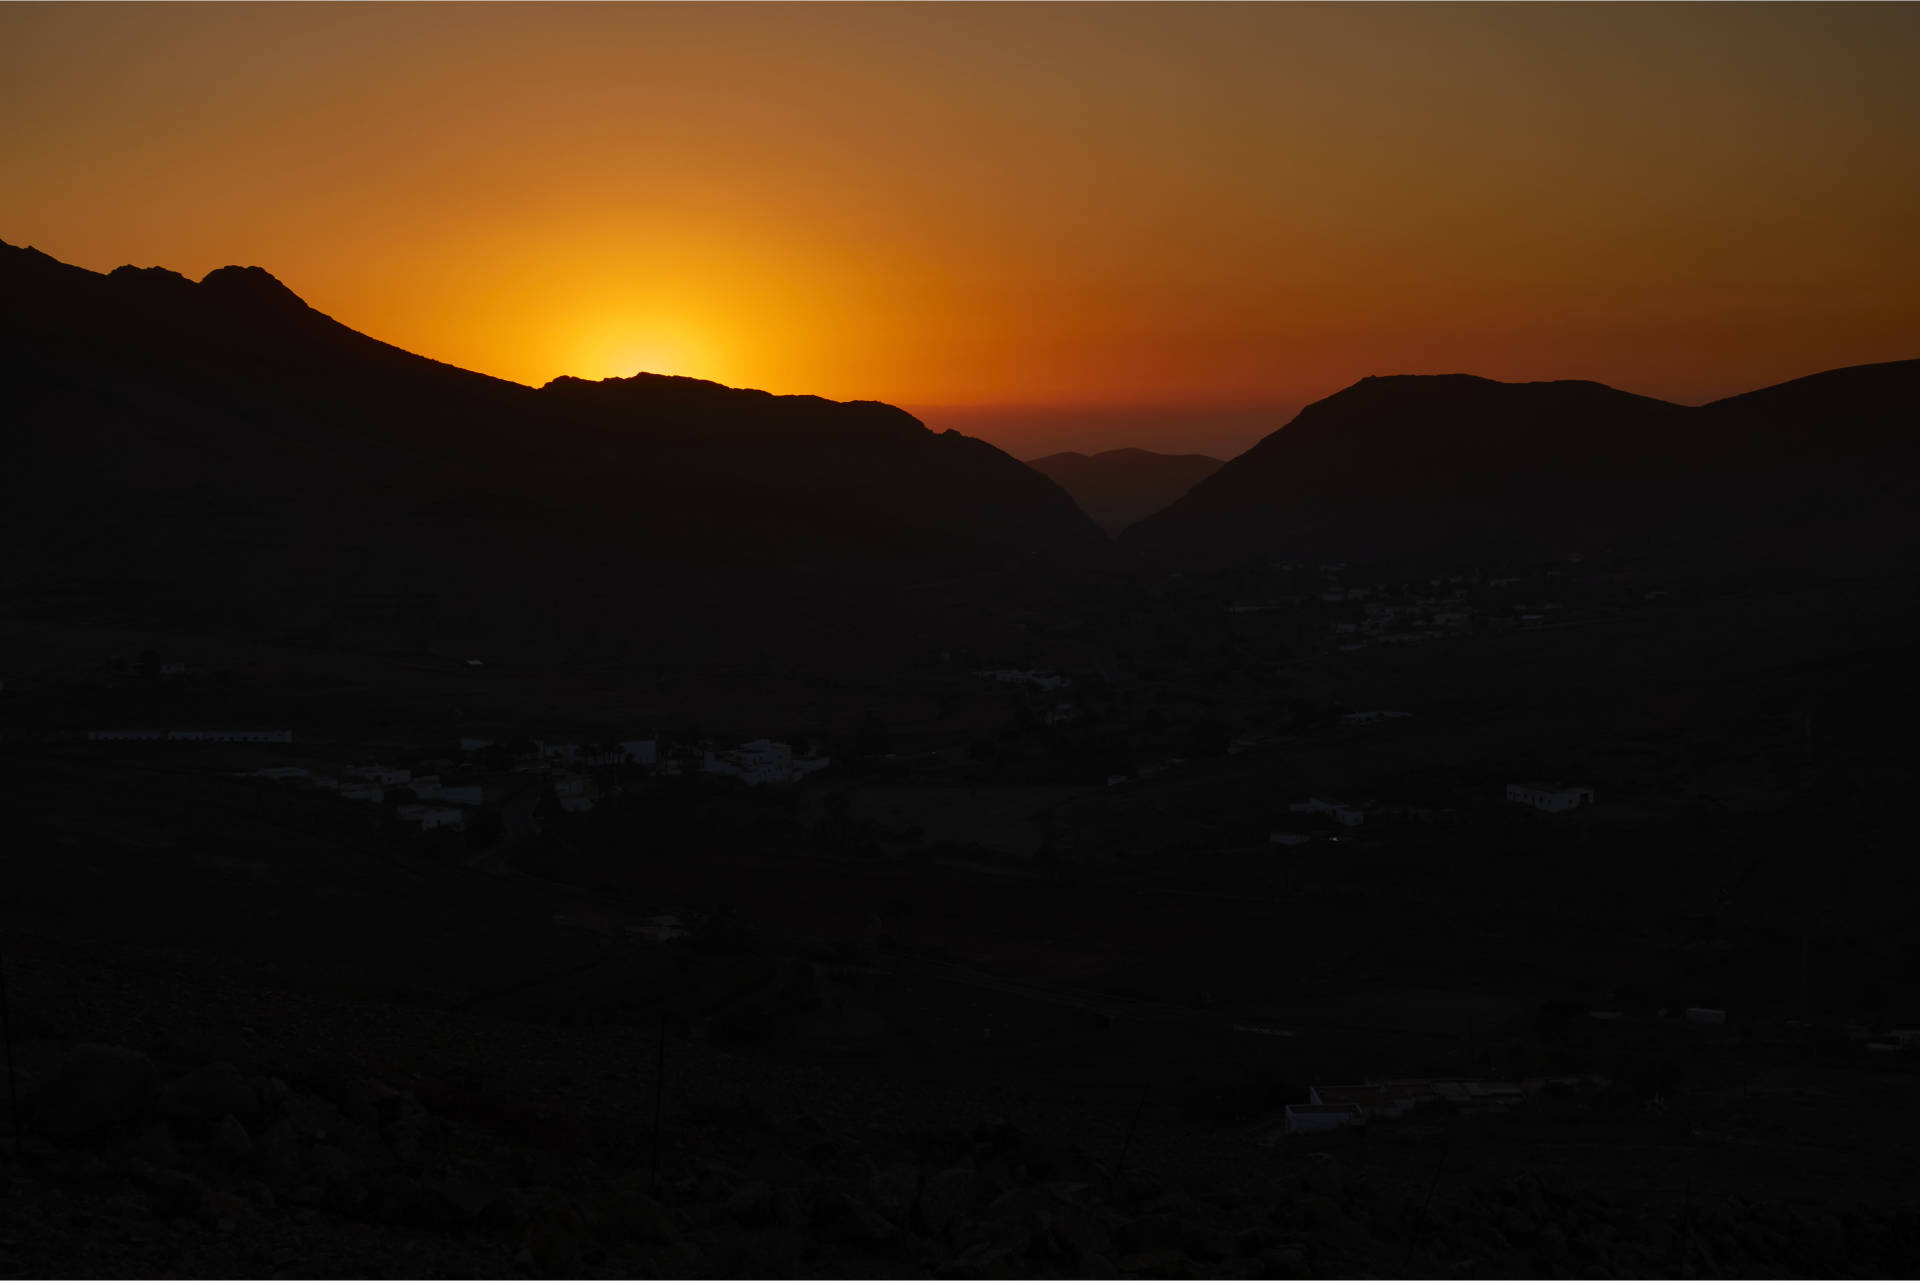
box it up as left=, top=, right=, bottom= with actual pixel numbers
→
left=775, top=1184, right=813, bottom=1230
left=29, top=1043, right=156, bottom=1137
left=162, top=1062, right=258, bottom=1123
left=918, top=1166, right=982, bottom=1241
left=308, top=1143, right=360, bottom=1189
left=213, top=1113, right=254, bottom=1163
left=431, top=1160, right=511, bottom=1225
left=603, top=1176, right=681, bottom=1244
left=1117, top=1248, right=1203, bottom=1278
left=726, top=1179, right=776, bottom=1226
left=142, top=1167, right=213, bottom=1220
left=936, top=1240, right=1024, bottom=1279
left=512, top=1186, right=585, bottom=1277
left=825, top=1190, right=898, bottom=1244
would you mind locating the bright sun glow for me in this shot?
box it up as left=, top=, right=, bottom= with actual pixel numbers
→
left=567, top=324, right=725, bottom=385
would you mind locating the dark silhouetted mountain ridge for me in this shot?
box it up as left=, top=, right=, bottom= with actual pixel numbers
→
left=1124, top=365, right=1920, bottom=569
left=0, top=239, right=1105, bottom=659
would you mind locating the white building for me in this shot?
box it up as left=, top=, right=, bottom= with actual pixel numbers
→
left=458, top=736, right=496, bottom=753
left=1507, top=783, right=1594, bottom=812
left=620, top=738, right=659, bottom=765
left=88, top=729, right=167, bottom=741
left=1283, top=1103, right=1365, bottom=1135
left=1269, top=832, right=1310, bottom=847
left=346, top=765, right=412, bottom=787
left=1684, top=1007, right=1727, bottom=1026
left=1291, top=797, right=1365, bottom=826
left=705, top=739, right=795, bottom=786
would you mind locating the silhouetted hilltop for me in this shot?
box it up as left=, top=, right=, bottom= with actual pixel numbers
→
left=1026, top=447, right=1223, bottom=536
left=1123, top=366, right=1920, bottom=570
left=0, top=240, right=1105, bottom=658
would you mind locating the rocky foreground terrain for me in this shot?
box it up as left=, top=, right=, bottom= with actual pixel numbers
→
left=4, top=937, right=1917, bottom=1279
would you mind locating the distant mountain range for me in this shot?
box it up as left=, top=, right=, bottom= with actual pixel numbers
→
left=1025, top=448, right=1223, bottom=536
left=0, top=240, right=1106, bottom=659
left=1124, top=365, right=1919, bottom=572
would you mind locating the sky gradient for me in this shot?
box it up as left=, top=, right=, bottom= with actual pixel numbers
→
left=5, top=2, right=1917, bottom=458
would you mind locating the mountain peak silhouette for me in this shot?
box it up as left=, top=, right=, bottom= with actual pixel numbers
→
left=197, top=263, right=309, bottom=314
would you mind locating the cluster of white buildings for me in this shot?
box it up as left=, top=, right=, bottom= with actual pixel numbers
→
left=1506, top=782, right=1595, bottom=813
left=1276, top=1078, right=1538, bottom=1137
left=702, top=739, right=831, bottom=787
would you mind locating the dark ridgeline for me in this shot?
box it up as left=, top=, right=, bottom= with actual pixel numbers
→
left=1026, top=448, right=1224, bottom=537
left=1123, top=367, right=1920, bottom=571
left=0, top=240, right=1104, bottom=661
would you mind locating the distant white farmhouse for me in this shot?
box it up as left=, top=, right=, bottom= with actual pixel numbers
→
left=1507, top=783, right=1595, bottom=812
left=620, top=738, right=659, bottom=766
left=1269, top=832, right=1310, bottom=847
left=1290, top=797, right=1366, bottom=826
left=458, top=735, right=496, bottom=753
left=1283, top=1103, right=1365, bottom=1135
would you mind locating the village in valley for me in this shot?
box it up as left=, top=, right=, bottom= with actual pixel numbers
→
left=2, top=540, right=1913, bottom=1278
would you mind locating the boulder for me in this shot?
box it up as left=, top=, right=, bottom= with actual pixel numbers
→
left=161, top=1062, right=258, bottom=1123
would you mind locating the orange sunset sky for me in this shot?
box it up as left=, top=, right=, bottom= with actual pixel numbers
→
left=4, top=2, right=1917, bottom=457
